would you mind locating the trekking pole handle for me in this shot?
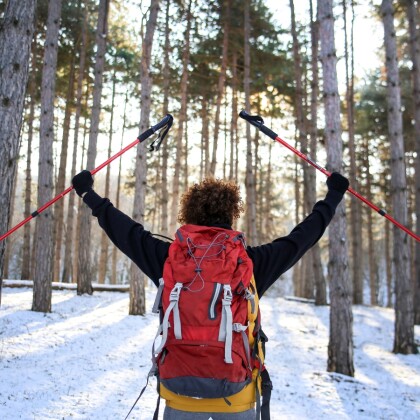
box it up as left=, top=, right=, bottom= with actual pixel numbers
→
left=138, top=113, right=173, bottom=142
left=239, top=110, right=278, bottom=140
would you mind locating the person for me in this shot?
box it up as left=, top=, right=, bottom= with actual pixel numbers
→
left=72, top=169, right=349, bottom=420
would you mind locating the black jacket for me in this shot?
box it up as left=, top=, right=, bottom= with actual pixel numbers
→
left=83, top=188, right=344, bottom=297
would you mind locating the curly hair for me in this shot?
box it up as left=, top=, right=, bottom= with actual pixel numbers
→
left=178, top=178, right=244, bottom=226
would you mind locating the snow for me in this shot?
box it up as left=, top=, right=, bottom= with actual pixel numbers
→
left=1, top=285, right=419, bottom=420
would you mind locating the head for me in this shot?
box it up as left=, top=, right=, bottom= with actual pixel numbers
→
left=178, top=177, right=244, bottom=226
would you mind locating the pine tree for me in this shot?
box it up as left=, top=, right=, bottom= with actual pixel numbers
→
left=318, top=0, right=354, bottom=376
left=33, top=0, right=63, bottom=313
left=0, top=0, right=37, bottom=305
left=381, top=0, right=417, bottom=354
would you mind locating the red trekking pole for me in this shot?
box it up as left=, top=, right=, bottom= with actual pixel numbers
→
left=0, top=114, right=173, bottom=243
left=239, top=110, right=420, bottom=243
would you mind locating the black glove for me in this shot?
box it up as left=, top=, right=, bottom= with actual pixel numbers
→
left=326, top=172, right=349, bottom=194
left=72, top=170, right=94, bottom=197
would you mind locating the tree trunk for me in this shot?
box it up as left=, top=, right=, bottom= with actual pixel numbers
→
left=3, top=166, right=18, bottom=279
left=98, top=66, right=117, bottom=284
left=170, top=0, right=192, bottom=234
left=308, top=0, right=326, bottom=305
left=343, top=0, right=363, bottom=305
left=160, top=0, right=171, bottom=238
left=381, top=0, right=417, bottom=354
left=111, top=92, right=128, bottom=285
left=77, top=0, right=110, bottom=295
left=318, top=0, right=354, bottom=376
left=33, top=0, right=63, bottom=313
left=53, top=55, right=76, bottom=283
left=209, top=0, right=231, bottom=177
left=63, top=1, right=88, bottom=284
left=385, top=210, right=392, bottom=308
left=0, top=0, right=36, bottom=305
left=293, top=154, right=302, bottom=296
left=230, top=50, right=238, bottom=181
left=290, top=0, right=313, bottom=298
left=201, top=96, right=210, bottom=178
left=21, top=40, right=38, bottom=281
left=365, top=143, right=378, bottom=305
left=244, top=0, right=257, bottom=245
left=130, top=0, right=160, bottom=316
left=404, top=0, right=420, bottom=325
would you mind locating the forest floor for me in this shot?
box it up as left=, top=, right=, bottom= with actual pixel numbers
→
left=0, top=284, right=419, bottom=419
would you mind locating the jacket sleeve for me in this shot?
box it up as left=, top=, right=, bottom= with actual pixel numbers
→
left=82, top=189, right=170, bottom=285
left=247, top=189, right=344, bottom=297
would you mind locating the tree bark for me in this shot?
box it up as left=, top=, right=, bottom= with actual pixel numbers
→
left=343, top=0, right=363, bottom=305
left=33, top=0, right=63, bottom=313
left=111, top=91, right=128, bottom=285
left=0, top=0, right=36, bottom=305
left=230, top=50, right=238, bottom=181
left=160, top=0, right=171, bottom=238
left=308, top=0, right=326, bottom=305
left=77, top=0, right=110, bottom=295
left=365, top=142, right=378, bottom=305
left=290, top=0, right=314, bottom=298
left=381, top=0, right=417, bottom=354
left=244, top=0, right=257, bottom=245
left=53, top=55, right=76, bottom=283
left=170, top=0, right=192, bottom=234
left=209, top=0, right=230, bottom=177
left=404, top=0, right=420, bottom=325
left=21, top=39, right=38, bottom=281
left=318, top=0, right=354, bottom=376
left=63, top=3, right=88, bottom=283
left=130, top=0, right=160, bottom=315
left=98, top=66, right=117, bottom=284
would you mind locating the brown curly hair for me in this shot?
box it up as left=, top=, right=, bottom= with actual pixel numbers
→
left=178, top=178, right=244, bottom=226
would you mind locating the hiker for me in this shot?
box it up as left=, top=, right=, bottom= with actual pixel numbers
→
left=72, top=170, right=349, bottom=420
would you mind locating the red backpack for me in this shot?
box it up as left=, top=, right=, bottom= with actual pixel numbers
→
left=151, top=225, right=268, bottom=402
left=124, top=225, right=271, bottom=420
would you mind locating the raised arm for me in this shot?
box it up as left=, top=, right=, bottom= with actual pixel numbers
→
left=248, top=172, right=349, bottom=297
left=72, top=170, right=170, bottom=285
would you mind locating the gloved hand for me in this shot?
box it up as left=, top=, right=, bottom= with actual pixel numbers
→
left=72, top=170, right=94, bottom=197
left=326, top=172, right=349, bottom=194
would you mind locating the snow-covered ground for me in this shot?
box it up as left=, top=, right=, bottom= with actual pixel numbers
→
left=0, top=285, right=419, bottom=420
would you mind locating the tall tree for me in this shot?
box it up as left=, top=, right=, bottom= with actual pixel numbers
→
left=364, top=138, right=378, bottom=305
left=77, top=0, right=110, bottom=295
left=244, top=0, right=257, bottom=245
left=130, top=0, right=160, bottom=315
left=160, top=0, right=171, bottom=238
left=53, top=56, right=76, bottom=283
left=308, top=0, right=326, bottom=305
left=170, top=0, right=193, bottom=234
left=403, top=0, right=420, bottom=325
left=290, top=0, right=315, bottom=299
left=318, top=0, right=354, bottom=376
left=63, top=2, right=88, bottom=283
left=343, top=0, right=363, bottom=304
left=21, top=40, right=38, bottom=281
left=381, top=0, right=417, bottom=354
left=0, top=0, right=36, bottom=305
left=33, top=0, right=63, bottom=313
left=209, top=0, right=230, bottom=176
left=98, top=64, right=118, bottom=284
